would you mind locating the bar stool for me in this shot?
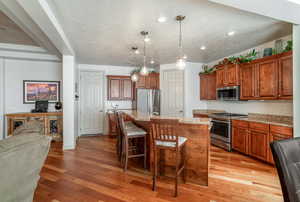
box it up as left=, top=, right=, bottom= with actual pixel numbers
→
left=115, top=111, right=138, bottom=162
left=150, top=118, right=187, bottom=197
left=118, top=112, right=147, bottom=171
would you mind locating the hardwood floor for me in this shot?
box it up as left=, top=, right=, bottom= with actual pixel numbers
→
left=34, top=136, right=283, bottom=202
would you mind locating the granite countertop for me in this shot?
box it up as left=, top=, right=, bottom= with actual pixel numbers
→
left=121, top=110, right=211, bottom=125
left=192, top=109, right=226, bottom=115
left=232, top=113, right=293, bottom=128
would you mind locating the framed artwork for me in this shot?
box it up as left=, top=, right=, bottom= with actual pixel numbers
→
left=23, top=80, right=60, bottom=104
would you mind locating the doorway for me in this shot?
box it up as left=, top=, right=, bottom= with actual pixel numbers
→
left=161, top=69, right=184, bottom=117
left=79, top=70, right=105, bottom=136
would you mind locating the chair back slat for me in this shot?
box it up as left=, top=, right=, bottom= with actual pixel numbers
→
left=117, top=111, right=127, bottom=138
left=114, top=110, right=121, bottom=137
left=150, top=118, right=179, bottom=146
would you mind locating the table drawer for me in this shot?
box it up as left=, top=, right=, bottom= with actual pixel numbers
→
left=270, top=125, right=293, bottom=136
left=249, top=122, right=269, bottom=132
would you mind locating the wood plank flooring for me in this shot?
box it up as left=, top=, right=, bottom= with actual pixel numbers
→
left=33, top=136, right=283, bottom=202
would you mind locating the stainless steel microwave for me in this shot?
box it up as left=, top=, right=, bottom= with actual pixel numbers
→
left=217, top=86, right=240, bottom=101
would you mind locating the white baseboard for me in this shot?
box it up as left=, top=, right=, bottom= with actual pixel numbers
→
left=63, top=144, right=75, bottom=150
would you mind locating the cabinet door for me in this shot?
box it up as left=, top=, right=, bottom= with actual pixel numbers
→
left=200, top=74, right=208, bottom=100
left=136, top=75, right=146, bottom=88
left=108, top=78, right=121, bottom=100
left=232, top=127, right=248, bottom=154
left=122, top=79, right=133, bottom=99
left=257, top=59, right=278, bottom=99
left=145, top=75, right=151, bottom=89
left=149, top=73, right=159, bottom=89
left=249, top=130, right=268, bottom=161
left=216, top=67, right=225, bottom=88
left=278, top=54, right=293, bottom=99
left=240, top=64, right=256, bottom=100
left=226, top=64, right=238, bottom=86
left=207, top=73, right=216, bottom=100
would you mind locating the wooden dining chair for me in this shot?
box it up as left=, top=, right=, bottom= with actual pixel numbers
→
left=114, top=110, right=122, bottom=161
left=150, top=118, right=187, bottom=197
left=118, top=112, right=147, bottom=171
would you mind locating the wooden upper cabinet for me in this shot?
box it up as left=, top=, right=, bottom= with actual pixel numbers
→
left=256, top=59, right=278, bottom=99
left=278, top=51, right=293, bottom=99
left=200, top=73, right=216, bottom=100
left=107, top=76, right=133, bottom=100
left=135, top=73, right=159, bottom=89
left=136, top=75, right=146, bottom=88
left=216, top=64, right=239, bottom=88
left=108, top=78, right=122, bottom=100
left=239, top=52, right=293, bottom=100
left=240, top=63, right=256, bottom=100
left=216, top=67, right=225, bottom=88
left=226, top=64, right=239, bottom=86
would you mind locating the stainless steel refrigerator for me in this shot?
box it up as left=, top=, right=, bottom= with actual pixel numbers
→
left=135, top=89, right=160, bottom=115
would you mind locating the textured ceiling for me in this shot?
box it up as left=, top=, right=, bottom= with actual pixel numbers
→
left=52, top=0, right=292, bottom=66
left=0, top=10, right=37, bottom=46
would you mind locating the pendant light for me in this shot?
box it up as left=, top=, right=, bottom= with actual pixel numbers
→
left=131, top=73, right=139, bottom=82
left=140, top=31, right=149, bottom=76
left=175, top=15, right=186, bottom=69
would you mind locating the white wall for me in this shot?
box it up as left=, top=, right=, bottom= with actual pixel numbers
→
left=204, top=35, right=293, bottom=116
left=160, top=62, right=207, bottom=118
left=4, top=59, right=62, bottom=113
left=0, top=58, right=4, bottom=140
left=293, top=25, right=300, bottom=136
left=78, top=64, right=135, bottom=135
left=62, top=55, right=76, bottom=150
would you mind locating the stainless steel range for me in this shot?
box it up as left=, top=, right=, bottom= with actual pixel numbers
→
left=210, top=112, right=248, bottom=151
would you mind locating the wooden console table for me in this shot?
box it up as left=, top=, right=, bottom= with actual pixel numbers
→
left=6, top=112, right=63, bottom=141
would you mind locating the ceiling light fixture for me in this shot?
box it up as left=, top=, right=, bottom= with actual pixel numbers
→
left=131, top=73, right=139, bottom=82
left=157, top=16, right=167, bottom=23
left=287, top=0, right=300, bottom=4
left=132, top=46, right=140, bottom=54
left=175, top=15, right=186, bottom=70
left=150, top=59, right=155, bottom=64
left=140, top=31, right=149, bottom=76
left=227, top=31, right=235, bottom=36
left=200, top=46, right=206, bottom=50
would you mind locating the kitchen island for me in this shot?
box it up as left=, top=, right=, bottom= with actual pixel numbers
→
left=121, top=110, right=211, bottom=186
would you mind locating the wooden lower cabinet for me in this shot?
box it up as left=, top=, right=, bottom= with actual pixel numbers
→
left=232, top=126, right=248, bottom=154
left=232, top=120, right=293, bottom=164
left=6, top=112, right=63, bottom=141
left=248, top=130, right=268, bottom=161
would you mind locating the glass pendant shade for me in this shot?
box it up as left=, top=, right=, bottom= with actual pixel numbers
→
left=131, top=73, right=139, bottom=82
left=176, top=58, right=186, bottom=69
left=140, top=66, right=149, bottom=75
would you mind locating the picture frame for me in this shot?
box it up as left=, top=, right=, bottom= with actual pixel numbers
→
left=23, top=80, right=60, bottom=104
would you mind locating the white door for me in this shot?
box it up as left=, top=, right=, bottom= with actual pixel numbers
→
left=161, top=69, right=184, bottom=117
left=80, top=71, right=104, bottom=135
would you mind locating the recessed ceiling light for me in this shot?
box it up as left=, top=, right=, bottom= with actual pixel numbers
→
left=227, top=31, right=235, bottom=36
left=200, top=46, right=206, bottom=50
left=157, top=16, right=167, bottom=23
left=135, top=50, right=140, bottom=54
left=287, top=0, right=300, bottom=4
left=150, top=60, right=155, bottom=64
